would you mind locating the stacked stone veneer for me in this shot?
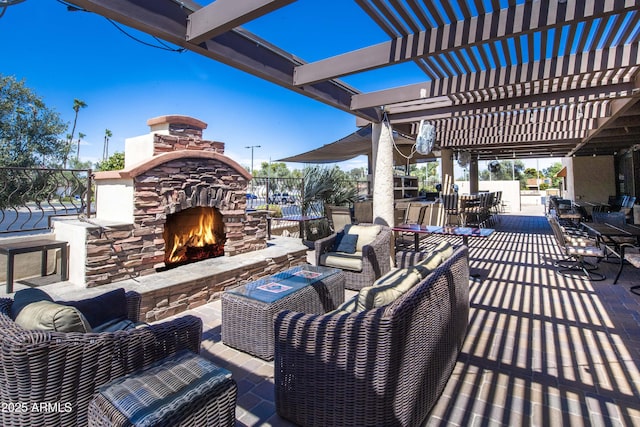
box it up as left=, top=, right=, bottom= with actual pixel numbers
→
left=87, top=115, right=268, bottom=287
left=141, top=248, right=307, bottom=321
left=151, top=127, right=225, bottom=155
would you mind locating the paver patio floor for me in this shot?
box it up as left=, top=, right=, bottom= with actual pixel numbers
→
left=144, top=205, right=640, bottom=426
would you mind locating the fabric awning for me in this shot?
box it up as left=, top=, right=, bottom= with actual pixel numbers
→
left=278, top=124, right=432, bottom=164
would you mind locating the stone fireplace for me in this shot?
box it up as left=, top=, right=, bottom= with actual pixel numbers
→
left=55, top=115, right=269, bottom=287
left=163, top=206, right=225, bottom=266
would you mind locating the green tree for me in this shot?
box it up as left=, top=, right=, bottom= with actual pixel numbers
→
left=254, top=161, right=293, bottom=178
left=66, top=98, right=87, bottom=167
left=96, top=151, right=125, bottom=171
left=76, top=132, right=86, bottom=159
left=348, top=167, right=367, bottom=180
left=543, top=162, right=564, bottom=188
left=302, top=165, right=357, bottom=215
left=0, top=74, right=67, bottom=167
left=478, top=160, right=525, bottom=181
left=103, top=129, right=112, bottom=161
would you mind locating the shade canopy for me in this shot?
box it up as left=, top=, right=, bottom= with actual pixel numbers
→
left=278, top=124, right=436, bottom=165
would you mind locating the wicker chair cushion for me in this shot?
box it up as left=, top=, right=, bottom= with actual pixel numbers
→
left=14, top=300, right=92, bottom=332
left=433, top=240, right=454, bottom=259
left=319, top=251, right=363, bottom=271
left=415, top=241, right=453, bottom=270
left=356, top=267, right=423, bottom=311
left=345, top=224, right=381, bottom=252
left=332, top=295, right=358, bottom=313
left=96, top=350, right=232, bottom=427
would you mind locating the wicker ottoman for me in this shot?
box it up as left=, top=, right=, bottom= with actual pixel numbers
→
left=87, top=351, right=237, bottom=427
left=222, top=264, right=345, bottom=360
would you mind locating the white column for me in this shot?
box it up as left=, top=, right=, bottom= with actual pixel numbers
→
left=371, top=122, right=395, bottom=226
left=440, top=148, right=454, bottom=194
left=469, top=153, right=479, bottom=194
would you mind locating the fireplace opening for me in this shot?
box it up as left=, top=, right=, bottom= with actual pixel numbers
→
left=163, top=207, right=226, bottom=267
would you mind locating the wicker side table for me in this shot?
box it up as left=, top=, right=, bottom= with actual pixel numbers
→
left=87, top=351, right=237, bottom=427
left=222, top=265, right=345, bottom=360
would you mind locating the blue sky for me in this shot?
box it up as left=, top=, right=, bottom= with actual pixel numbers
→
left=1, top=1, right=558, bottom=173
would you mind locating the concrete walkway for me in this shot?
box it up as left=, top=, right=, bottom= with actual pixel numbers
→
left=5, top=203, right=640, bottom=426
left=170, top=203, right=640, bottom=426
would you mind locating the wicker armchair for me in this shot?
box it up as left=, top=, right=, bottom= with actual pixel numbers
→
left=0, top=291, right=203, bottom=427
left=314, top=224, right=392, bottom=290
left=275, top=247, right=470, bottom=427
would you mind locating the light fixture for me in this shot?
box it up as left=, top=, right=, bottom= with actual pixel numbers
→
left=415, top=120, right=435, bottom=155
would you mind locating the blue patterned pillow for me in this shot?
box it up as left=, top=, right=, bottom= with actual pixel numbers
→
left=335, top=233, right=358, bottom=253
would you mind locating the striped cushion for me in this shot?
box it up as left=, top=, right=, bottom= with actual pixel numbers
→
left=97, top=351, right=231, bottom=427
left=566, top=245, right=603, bottom=257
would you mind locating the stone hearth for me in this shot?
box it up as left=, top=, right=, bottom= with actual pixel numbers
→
left=54, top=115, right=269, bottom=288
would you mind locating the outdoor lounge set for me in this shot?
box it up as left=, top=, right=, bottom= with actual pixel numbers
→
left=275, top=244, right=470, bottom=427
left=0, top=288, right=236, bottom=427
left=0, top=223, right=470, bottom=427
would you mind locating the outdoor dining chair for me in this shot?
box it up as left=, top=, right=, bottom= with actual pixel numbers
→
left=548, top=215, right=605, bottom=281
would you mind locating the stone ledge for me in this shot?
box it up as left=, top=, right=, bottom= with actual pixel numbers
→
left=33, top=236, right=309, bottom=321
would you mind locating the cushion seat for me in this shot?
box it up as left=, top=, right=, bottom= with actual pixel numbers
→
left=319, top=251, right=363, bottom=271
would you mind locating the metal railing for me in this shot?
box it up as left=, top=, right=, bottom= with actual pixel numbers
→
left=0, top=167, right=93, bottom=234
left=247, top=177, right=368, bottom=216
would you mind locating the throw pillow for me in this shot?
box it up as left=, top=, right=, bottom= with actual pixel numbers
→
left=92, top=318, right=139, bottom=333
left=11, top=288, right=54, bottom=320
left=345, top=224, right=381, bottom=252
left=356, top=268, right=422, bottom=311
left=61, top=288, right=128, bottom=329
left=14, top=300, right=92, bottom=333
left=332, top=230, right=346, bottom=251
left=417, top=252, right=444, bottom=272
left=335, top=234, right=358, bottom=254
left=433, top=240, right=454, bottom=260
left=329, top=295, right=358, bottom=314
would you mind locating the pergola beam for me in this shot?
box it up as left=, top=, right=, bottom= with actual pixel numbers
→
left=352, top=44, right=640, bottom=111
left=63, top=0, right=381, bottom=123
left=294, top=0, right=639, bottom=86
left=186, top=0, right=296, bottom=45
left=386, top=82, right=630, bottom=124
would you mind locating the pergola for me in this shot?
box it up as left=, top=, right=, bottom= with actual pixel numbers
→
left=63, top=0, right=640, bottom=161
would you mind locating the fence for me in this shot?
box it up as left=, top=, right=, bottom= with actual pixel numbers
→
left=248, top=176, right=369, bottom=216
left=0, top=167, right=93, bottom=235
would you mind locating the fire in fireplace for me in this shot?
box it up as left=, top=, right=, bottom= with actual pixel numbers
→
left=163, top=207, right=226, bottom=266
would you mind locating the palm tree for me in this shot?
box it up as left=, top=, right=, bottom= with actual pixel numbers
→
left=103, top=129, right=112, bottom=161
left=68, top=99, right=87, bottom=147
left=76, top=132, right=85, bottom=159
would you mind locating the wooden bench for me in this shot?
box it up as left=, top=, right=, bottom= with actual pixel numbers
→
left=0, top=239, right=68, bottom=293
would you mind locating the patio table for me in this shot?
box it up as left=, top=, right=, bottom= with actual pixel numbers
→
left=221, top=264, right=344, bottom=360
left=393, top=224, right=495, bottom=250
left=581, top=222, right=640, bottom=274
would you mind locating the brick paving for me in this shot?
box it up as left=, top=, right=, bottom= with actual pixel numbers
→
left=174, top=205, right=640, bottom=426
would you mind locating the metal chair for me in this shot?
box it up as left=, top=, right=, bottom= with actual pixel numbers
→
left=548, top=215, right=605, bottom=281
left=441, top=193, right=461, bottom=226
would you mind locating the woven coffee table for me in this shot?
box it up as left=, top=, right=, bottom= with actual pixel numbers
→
left=221, top=264, right=344, bottom=360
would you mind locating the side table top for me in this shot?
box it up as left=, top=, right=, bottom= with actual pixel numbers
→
left=225, top=265, right=341, bottom=304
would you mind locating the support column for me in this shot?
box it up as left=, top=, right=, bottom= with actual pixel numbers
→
left=440, top=148, right=455, bottom=194
left=469, top=153, right=479, bottom=194
left=371, top=122, right=394, bottom=227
